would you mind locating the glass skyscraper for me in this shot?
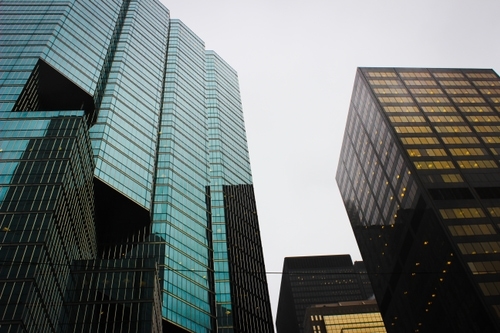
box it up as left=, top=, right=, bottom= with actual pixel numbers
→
left=0, top=1, right=273, bottom=332
left=337, top=67, right=500, bottom=332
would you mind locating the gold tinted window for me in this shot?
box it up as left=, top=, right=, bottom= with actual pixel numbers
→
left=388, top=116, right=426, bottom=123
left=399, top=72, right=431, bottom=78
left=448, top=148, right=486, bottom=156
left=410, top=88, right=443, bottom=94
left=433, top=72, right=465, bottom=78
left=434, top=126, right=471, bottom=133
left=404, top=80, right=437, bottom=86
left=395, top=126, right=432, bottom=134
left=428, top=116, right=463, bottom=123
left=467, top=115, right=500, bottom=122
left=440, top=208, right=485, bottom=219
left=407, top=149, right=447, bottom=157
left=414, top=161, right=454, bottom=169
left=369, top=79, right=401, bottom=86
left=473, top=80, right=500, bottom=87
left=459, top=106, right=493, bottom=113
left=484, top=137, right=500, bottom=144
left=383, top=106, right=420, bottom=113
left=421, top=106, right=457, bottom=113
left=416, top=97, right=450, bottom=103
left=441, top=174, right=463, bottom=183
left=401, top=137, right=439, bottom=145
left=374, top=88, right=408, bottom=94
left=474, top=126, right=500, bottom=133
left=458, top=160, right=497, bottom=169
left=480, top=89, right=500, bottom=95
left=452, top=97, right=486, bottom=103
left=439, top=80, right=471, bottom=86
left=466, top=73, right=498, bottom=79
left=445, top=89, right=478, bottom=95
left=378, top=97, right=413, bottom=103
left=442, top=137, right=479, bottom=144
left=366, top=72, right=397, bottom=78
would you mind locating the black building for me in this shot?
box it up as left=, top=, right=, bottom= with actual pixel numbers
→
left=276, top=255, right=373, bottom=333
left=336, top=68, right=500, bottom=332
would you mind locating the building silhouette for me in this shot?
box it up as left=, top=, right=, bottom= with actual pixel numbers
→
left=336, top=67, right=500, bottom=332
left=276, top=255, right=373, bottom=333
left=0, top=1, right=273, bottom=332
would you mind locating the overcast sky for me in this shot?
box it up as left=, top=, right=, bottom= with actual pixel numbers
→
left=162, top=0, right=500, bottom=321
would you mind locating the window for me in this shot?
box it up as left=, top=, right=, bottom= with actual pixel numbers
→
left=473, top=81, right=500, bottom=87
left=452, top=97, right=486, bottom=103
left=416, top=97, right=450, bottom=103
left=401, top=137, right=439, bottom=145
left=422, top=106, right=456, bottom=113
left=395, top=126, right=432, bottom=134
left=407, top=149, right=447, bottom=157
left=400, top=72, right=431, bottom=78
left=410, top=88, right=443, bottom=94
left=449, top=224, right=496, bottom=236
left=414, top=161, right=454, bottom=169
left=458, top=241, right=500, bottom=254
left=442, top=137, right=479, bottom=144
left=457, top=160, right=497, bottom=169
left=378, top=97, right=414, bottom=103
left=467, top=115, right=500, bottom=123
left=433, top=72, right=465, bottom=78
left=366, top=71, right=397, bottom=78
left=468, top=261, right=500, bottom=274
left=439, top=208, right=486, bottom=219
left=383, top=106, right=420, bottom=113
left=448, top=148, right=486, bottom=156
left=441, top=174, right=463, bottom=183
left=389, top=116, right=426, bottom=123
left=404, top=80, right=437, bottom=86
left=439, top=80, right=471, bottom=86
left=445, top=89, right=478, bottom=95
left=428, top=116, right=464, bottom=123
left=434, top=126, right=471, bottom=133
left=374, top=88, right=408, bottom=94
left=459, top=105, right=492, bottom=113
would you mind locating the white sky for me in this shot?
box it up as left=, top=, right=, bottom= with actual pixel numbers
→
left=162, top=0, right=500, bottom=322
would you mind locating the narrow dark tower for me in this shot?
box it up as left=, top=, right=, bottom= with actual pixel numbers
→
left=336, top=67, right=500, bottom=332
left=276, top=255, right=373, bottom=333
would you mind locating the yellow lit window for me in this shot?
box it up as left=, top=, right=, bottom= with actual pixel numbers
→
left=442, top=137, right=479, bottom=144
left=473, top=80, right=500, bottom=87
left=488, top=97, right=500, bottom=103
left=448, top=148, right=485, bottom=156
left=421, top=106, right=456, bottom=113
left=434, top=126, right=471, bottom=133
left=468, top=261, right=500, bottom=275
left=407, top=149, right=447, bottom=157
left=441, top=174, right=463, bottom=183
left=383, top=106, right=420, bottom=113
left=395, top=126, right=432, bottom=134
left=416, top=97, right=450, bottom=103
left=483, top=137, right=500, bottom=144
left=428, top=116, right=463, bottom=123
left=369, top=79, right=401, bottom=86
left=414, top=161, right=454, bottom=169
left=366, top=72, right=397, bottom=78
left=433, top=72, right=465, bottom=78
left=445, top=88, right=478, bottom=95
left=439, top=80, right=471, bottom=86
left=452, top=97, right=486, bottom=104
left=467, top=115, right=500, bottom=122
left=454, top=224, right=496, bottom=237
left=378, top=97, right=414, bottom=103
left=489, top=207, right=500, bottom=217
left=389, top=116, right=426, bottom=123
left=480, top=88, right=500, bottom=95
left=466, top=73, right=498, bottom=79
left=450, top=224, right=496, bottom=236
left=489, top=148, right=500, bottom=156
left=400, top=72, right=432, bottom=78
left=440, top=208, right=486, bottom=219
left=404, top=80, right=438, bottom=86
left=458, top=241, right=500, bottom=255
left=401, top=137, right=439, bottom=145
left=410, top=88, right=443, bottom=94
left=374, top=88, right=408, bottom=94
left=458, top=160, right=497, bottom=169
left=474, top=126, right=500, bottom=132
left=459, top=106, right=493, bottom=113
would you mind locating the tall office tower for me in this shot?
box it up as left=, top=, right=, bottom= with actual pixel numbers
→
left=0, top=1, right=273, bottom=332
left=336, top=67, right=500, bottom=332
left=303, top=299, right=386, bottom=333
left=276, top=255, right=373, bottom=333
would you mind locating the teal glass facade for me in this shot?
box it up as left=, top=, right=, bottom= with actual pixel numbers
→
left=0, top=1, right=273, bottom=332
